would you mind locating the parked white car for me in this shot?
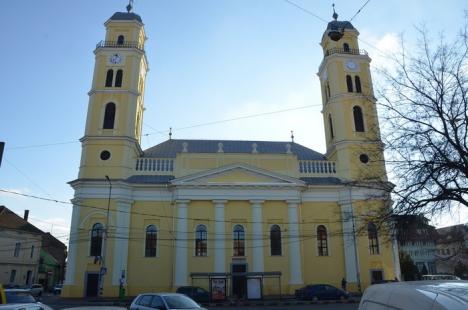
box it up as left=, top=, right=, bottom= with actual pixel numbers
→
left=359, top=281, right=468, bottom=310
left=27, top=285, right=43, bottom=298
left=1, top=289, right=52, bottom=310
left=130, top=293, right=206, bottom=310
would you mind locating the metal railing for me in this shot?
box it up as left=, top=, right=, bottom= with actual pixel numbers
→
left=96, top=40, right=144, bottom=51
left=135, top=158, right=174, bottom=174
left=325, top=47, right=367, bottom=57
left=298, top=160, right=336, bottom=175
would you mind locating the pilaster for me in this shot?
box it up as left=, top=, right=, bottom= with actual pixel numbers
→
left=287, top=200, right=303, bottom=284
left=111, top=199, right=132, bottom=285
left=174, top=200, right=189, bottom=286
left=250, top=200, right=264, bottom=272
left=64, top=200, right=81, bottom=285
left=213, top=200, right=227, bottom=273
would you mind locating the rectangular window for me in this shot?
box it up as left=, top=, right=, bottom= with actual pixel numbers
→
left=195, top=238, right=207, bottom=256
left=233, top=240, right=245, bottom=256
left=9, top=269, right=16, bottom=283
left=30, top=245, right=35, bottom=258
left=14, top=242, right=21, bottom=257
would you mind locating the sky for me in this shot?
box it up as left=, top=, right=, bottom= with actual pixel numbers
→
left=0, top=0, right=467, bottom=244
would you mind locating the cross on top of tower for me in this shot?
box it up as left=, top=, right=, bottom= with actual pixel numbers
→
left=126, top=0, right=134, bottom=13
left=332, top=3, right=338, bottom=21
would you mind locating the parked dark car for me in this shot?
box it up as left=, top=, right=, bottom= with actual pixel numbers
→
left=295, top=284, right=349, bottom=301
left=176, top=286, right=210, bottom=303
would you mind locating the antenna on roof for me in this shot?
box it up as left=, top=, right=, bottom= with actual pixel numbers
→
left=169, top=127, right=172, bottom=140
left=126, top=0, right=134, bottom=13
left=290, top=130, right=295, bottom=143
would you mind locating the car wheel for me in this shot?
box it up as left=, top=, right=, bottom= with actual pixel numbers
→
left=312, top=296, right=318, bottom=302
left=340, top=295, right=345, bottom=301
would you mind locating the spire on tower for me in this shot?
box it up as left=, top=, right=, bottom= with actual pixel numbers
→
left=169, top=127, right=172, bottom=140
left=290, top=130, right=295, bottom=143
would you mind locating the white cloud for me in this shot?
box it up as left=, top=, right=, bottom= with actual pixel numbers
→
left=359, top=31, right=400, bottom=71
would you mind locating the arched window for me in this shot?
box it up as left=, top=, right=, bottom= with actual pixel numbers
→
left=233, top=225, right=245, bottom=257
left=270, top=225, right=282, bottom=256
left=353, top=106, right=365, bottom=132
left=105, top=69, right=113, bottom=87
left=90, top=223, right=103, bottom=256
left=328, top=114, right=334, bottom=139
left=195, top=225, right=207, bottom=257
left=346, top=75, right=353, bottom=92
left=103, top=102, right=116, bottom=129
left=115, top=70, right=123, bottom=87
left=343, top=43, right=350, bottom=52
left=145, top=225, right=157, bottom=257
left=355, top=76, right=362, bottom=93
left=326, top=83, right=331, bottom=99
left=117, top=35, right=124, bottom=45
left=317, top=225, right=328, bottom=256
left=368, top=223, right=379, bottom=254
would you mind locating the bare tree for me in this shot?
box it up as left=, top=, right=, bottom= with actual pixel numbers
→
left=377, top=22, right=468, bottom=217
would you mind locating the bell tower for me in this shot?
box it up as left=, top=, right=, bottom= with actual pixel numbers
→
left=318, top=11, right=386, bottom=182
left=79, top=7, right=148, bottom=180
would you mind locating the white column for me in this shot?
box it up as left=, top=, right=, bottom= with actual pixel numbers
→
left=112, top=200, right=132, bottom=285
left=174, top=200, right=189, bottom=286
left=251, top=200, right=264, bottom=272
left=64, top=200, right=81, bottom=285
left=339, top=189, right=360, bottom=285
left=213, top=200, right=227, bottom=273
left=288, top=201, right=303, bottom=284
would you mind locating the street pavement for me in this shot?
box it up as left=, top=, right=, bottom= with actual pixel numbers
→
left=41, top=294, right=359, bottom=310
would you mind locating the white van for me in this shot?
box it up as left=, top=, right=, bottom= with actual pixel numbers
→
left=422, top=274, right=461, bottom=280
left=358, top=281, right=468, bottom=310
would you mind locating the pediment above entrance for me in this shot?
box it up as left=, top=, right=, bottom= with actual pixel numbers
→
left=171, top=163, right=305, bottom=187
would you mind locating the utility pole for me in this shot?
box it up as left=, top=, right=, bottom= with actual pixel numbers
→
left=99, top=175, right=112, bottom=296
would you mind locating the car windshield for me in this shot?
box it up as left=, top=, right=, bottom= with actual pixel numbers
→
left=163, top=295, right=200, bottom=309
left=6, top=291, right=36, bottom=303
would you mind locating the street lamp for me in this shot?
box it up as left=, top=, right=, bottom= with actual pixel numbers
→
left=99, top=175, right=112, bottom=296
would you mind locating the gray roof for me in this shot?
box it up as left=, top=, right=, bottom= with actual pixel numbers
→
left=300, top=177, right=342, bottom=185
left=326, top=20, right=355, bottom=31
left=143, top=139, right=325, bottom=160
left=109, top=12, right=142, bottom=23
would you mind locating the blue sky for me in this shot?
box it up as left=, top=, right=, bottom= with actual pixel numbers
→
left=0, top=0, right=467, bottom=242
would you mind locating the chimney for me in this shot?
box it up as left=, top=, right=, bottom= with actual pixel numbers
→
left=24, top=210, right=29, bottom=221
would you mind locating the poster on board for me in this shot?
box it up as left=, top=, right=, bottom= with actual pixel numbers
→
left=211, top=278, right=226, bottom=301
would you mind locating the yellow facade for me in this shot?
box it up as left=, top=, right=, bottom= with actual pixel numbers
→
left=62, top=10, right=399, bottom=299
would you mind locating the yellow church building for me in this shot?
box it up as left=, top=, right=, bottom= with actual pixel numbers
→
left=62, top=6, right=400, bottom=298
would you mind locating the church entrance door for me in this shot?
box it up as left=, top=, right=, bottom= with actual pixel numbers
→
left=231, top=263, right=247, bottom=299
left=85, top=273, right=99, bottom=297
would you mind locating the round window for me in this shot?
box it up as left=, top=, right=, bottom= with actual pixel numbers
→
left=100, top=150, right=111, bottom=161
left=359, top=154, right=369, bottom=164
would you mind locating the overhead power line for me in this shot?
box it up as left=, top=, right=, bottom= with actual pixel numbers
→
left=349, top=0, right=371, bottom=22
left=282, top=0, right=328, bottom=23
left=0, top=188, right=390, bottom=228
left=5, top=104, right=322, bottom=151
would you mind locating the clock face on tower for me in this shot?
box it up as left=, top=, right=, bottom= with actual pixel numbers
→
left=345, top=60, right=358, bottom=71
left=109, top=53, right=122, bottom=65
